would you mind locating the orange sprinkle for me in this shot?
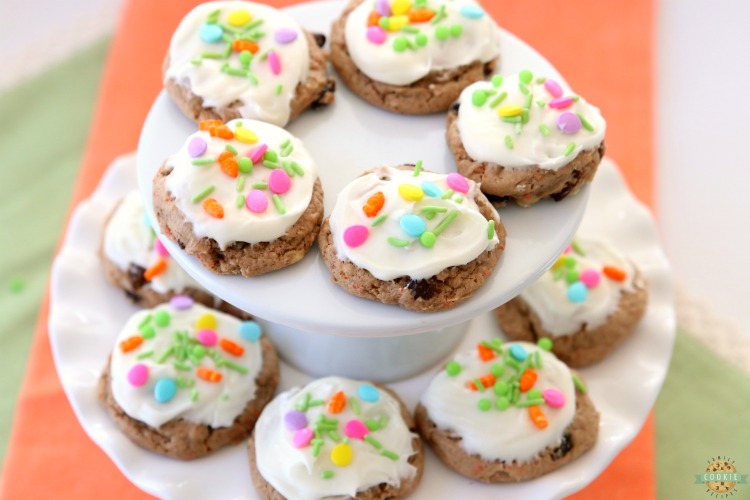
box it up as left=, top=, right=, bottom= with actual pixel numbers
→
left=220, top=338, right=245, bottom=357
left=603, top=265, right=627, bottom=282
left=529, top=405, right=548, bottom=429
left=407, top=7, right=435, bottom=23
left=203, top=198, right=224, bottom=219
left=519, top=368, right=538, bottom=392
left=214, top=124, right=234, bottom=140
left=362, top=191, right=385, bottom=217
left=218, top=151, right=239, bottom=178
left=120, top=335, right=143, bottom=353
left=468, top=374, right=496, bottom=391
left=328, top=391, right=346, bottom=414
left=197, top=367, right=223, bottom=383
left=143, top=259, right=167, bottom=281
left=199, top=119, right=222, bottom=131
left=367, top=10, right=381, bottom=26
left=477, top=343, right=495, bottom=362
left=232, top=39, right=259, bottom=53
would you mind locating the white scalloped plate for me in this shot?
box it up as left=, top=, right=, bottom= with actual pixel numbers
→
left=49, top=152, right=675, bottom=499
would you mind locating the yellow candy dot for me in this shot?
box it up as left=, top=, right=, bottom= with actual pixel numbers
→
left=497, top=104, right=523, bottom=117
left=227, top=9, right=252, bottom=27
left=196, top=313, right=217, bottom=330
left=398, top=184, right=424, bottom=202
left=552, top=255, right=567, bottom=270
left=391, top=0, right=411, bottom=16
left=331, top=443, right=353, bottom=467
left=234, top=127, right=258, bottom=144
left=387, top=15, right=410, bottom=32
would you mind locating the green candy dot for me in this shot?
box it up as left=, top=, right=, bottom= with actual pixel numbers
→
left=264, top=149, right=278, bottom=162
left=154, top=311, right=170, bottom=327
left=537, top=337, right=553, bottom=351
left=472, top=90, right=487, bottom=107
left=519, top=69, right=533, bottom=84
left=565, top=269, right=580, bottom=284
left=393, top=36, right=408, bottom=53
left=490, top=363, right=505, bottom=378
left=239, top=50, right=252, bottom=68
left=238, top=157, right=253, bottom=173
left=8, top=277, right=24, bottom=293
left=445, top=360, right=461, bottom=377
left=564, top=256, right=576, bottom=268
left=496, top=397, right=510, bottom=410
left=435, top=25, right=450, bottom=40
left=192, top=345, right=206, bottom=358
left=491, top=75, right=503, bottom=87
left=449, top=23, right=463, bottom=37
left=379, top=17, right=390, bottom=30
left=493, top=380, right=509, bottom=396
left=140, top=325, right=156, bottom=339
left=415, top=33, right=428, bottom=47
left=527, top=388, right=542, bottom=400
left=419, top=231, right=436, bottom=248
left=478, top=398, right=491, bottom=412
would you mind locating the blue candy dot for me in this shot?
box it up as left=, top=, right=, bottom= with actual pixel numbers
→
left=400, top=214, right=426, bottom=237
left=358, top=384, right=380, bottom=402
left=567, top=281, right=588, bottom=303
left=510, top=344, right=527, bottom=362
left=239, top=321, right=262, bottom=342
left=420, top=181, right=442, bottom=198
left=154, top=378, right=177, bottom=403
left=199, top=23, right=223, bottom=43
left=460, top=5, right=485, bottom=19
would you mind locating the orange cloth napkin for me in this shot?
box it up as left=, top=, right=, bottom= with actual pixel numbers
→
left=0, top=0, right=655, bottom=498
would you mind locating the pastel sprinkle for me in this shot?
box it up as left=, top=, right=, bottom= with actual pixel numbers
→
left=544, top=79, right=563, bottom=98
left=539, top=124, right=550, bottom=136
left=510, top=344, right=528, bottom=362
left=519, top=69, right=533, bottom=84
left=504, top=135, right=514, bottom=149
left=580, top=269, right=601, bottom=288
left=235, top=127, right=258, bottom=144
left=497, top=104, right=522, bottom=117
left=153, top=310, right=170, bottom=327
left=381, top=450, right=400, bottom=461
left=154, top=238, right=169, bottom=257
left=549, top=96, right=574, bottom=109
left=199, top=23, right=223, bottom=43
left=127, top=364, right=149, bottom=387
left=419, top=231, right=436, bottom=248
left=487, top=220, right=495, bottom=239
left=478, top=398, right=491, bottom=411
left=249, top=143, right=268, bottom=163
left=398, top=184, right=423, bottom=201
left=196, top=329, right=218, bottom=346
left=543, top=388, right=566, bottom=408
left=268, top=51, right=281, bottom=75
left=344, top=419, right=369, bottom=440
left=285, top=410, right=308, bottom=431
left=238, top=321, right=262, bottom=342
left=376, top=0, right=391, bottom=16
left=272, top=194, right=286, bottom=214
left=564, top=142, right=576, bottom=156
left=293, top=428, right=314, bottom=448
left=275, top=28, right=298, bottom=44
left=413, top=159, right=423, bottom=177
left=446, top=172, right=469, bottom=193
left=435, top=25, right=449, bottom=40
left=371, top=214, right=387, bottom=227
left=460, top=5, right=485, bottom=19
left=191, top=185, right=215, bottom=203
left=154, top=378, right=177, bottom=403
left=169, top=295, right=194, bottom=310
left=577, top=113, right=595, bottom=132
left=331, top=443, right=353, bottom=467
left=572, top=374, right=588, bottom=393
left=420, top=181, right=442, bottom=197
left=269, top=169, right=291, bottom=194
left=367, top=25, right=387, bottom=44
left=358, top=384, right=380, bottom=402
left=321, top=471, right=334, bottom=479
left=445, top=360, right=461, bottom=376
left=567, top=281, right=588, bottom=302
left=557, top=111, right=582, bottom=134
left=344, top=225, right=369, bottom=248
left=472, top=90, right=488, bottom=107
left=400, top=214, right=426, bottom=237
left=449, top=23, right=463, bottom=37
left=537, top=337, right=553, bottom=351
left=491, top=74, right=503, bottom=87
left=188, top=137, right=207, bottom=158
left=603, top=265, right=627, bottom=282
left=246, top=189, right=268, bottom=213
left=227, top=9, right=251, bottom=27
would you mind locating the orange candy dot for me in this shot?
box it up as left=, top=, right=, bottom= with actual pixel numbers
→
left=203, top=198, right=224, bottom=219
left=519, top=368, right=538, bottom=392
left=120, top=335, right=143, bottom=353
left=367, top=11, right=381, bottom=26
left=408, top=7, right=435, bottom=23
left=362, top=191, right=385, bottom=217
left=220, top=338, right=245, bottom=357
left=197, top=367, right=223, bottom=383
left=603, top=265, right=627, bottom=282
left=232, top=39, right=259, bottom=54
left=143, top=259, right=168, bottom=281
left=328, top=391, right=346, bottom=414
left=477, top=343, right=495, bottom=362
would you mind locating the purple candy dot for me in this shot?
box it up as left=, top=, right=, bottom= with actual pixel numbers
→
left=376, top=0, right=391, bottom=16
left=169, top=295, right=194, bottom=310
left=274, top=28, right=298, bottom=44
left=284, top=410, right=308, bottom=430
left=188, top=136, right=207, bottom=158
left=557, top=111, right=582, bottom=134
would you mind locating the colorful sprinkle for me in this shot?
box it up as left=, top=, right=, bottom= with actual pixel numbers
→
left=272, top=194, right=286, bottom=214
left=460, top=5, right=485, bottom=19
left=362, top=191, right=385, bottom=217
left=227, top=9, right=251, bottom=27
left=331, top=443, right=353, bottom=467
left=529, top=405, right=548, bottom=429
left=399, top=214, right=426, bottom=237
left=564, top=142, right=576, bottom=156
left=202, top=198, right=224, bottom=219
left=120, top=335, right=143, bottom=353
left=496, top=397, right=510, bottom=410
left=284, top=410, right=308, bottom=431
left=218, top=151, right=239, bottom=178
left=519, top=69, right=533, bottom=84
left=544, top=79, right=563, bottom=98
left=549, top=96, right=574, bottom=109
left=235, top=127, right=258, bottom=144
left=153, top=310, right=170, bottom=327
left=239, top=321, right=262, bottom=342
left=557, top=111, right=582, bottom=134
left=292, top=428, right=314, bottom=448
left=344, top=419, right=369, bottom=440
left=196, top=367, right=222, bottom=383
left=191, top=185, right=215, bottom=203
left=246, top=189, right=268, bottom=213
left=328, top=391, right=346, bottom=414
left=169, top=295, right=194, bottom=310
left=268, top=51, right=281, bottom=75
left=344, top=225, right=369, bottom=248
left=199, top=23, right=223, bottom=43
left=446, top=172, right=469, bottom=193
left=493, top=379, right=509, bottom=396
left=445, top=360, right=461, bottom=376
left=510, top=344, right=527, bottom=362
left=519, top=368, right=538, bottom=392
left=358, top=384, right=380, bottom=402
left=196, top=329, right=218, bottom=346
left=603, top=265, right=627, bottom=282
left=537, top=337, right=553, bottom=351
left=449, top=23, right=463, bottom=37
left=321, top=470, right=334, bottom=480
left=188, top=136, right=207, bottom=157
left=572, top=374, right=588, bottom=393
left=420, top=181, right=441, bottom=197
left=268, top=169, right=291, bottom=194
left=376, top=0, right=391, bottom=16
left=154, top=238, right=169, bottom=258
left=220, top=338, right=244, bottom=356
left=248, top=144, right=268, bottom=163
left=567, top=281, right=588, bottom=302
left=419, top=231, right=436, bottom=248
left=127, top=364, right=149, bottom=387
left=275, top=28, right=298, bottom=44
left=367, top=25, right=387, bottom=44
left=435, top=25, right=450, bottom=40
left=154, top=378, right=177, bottom=403
left=472, top=90, right=488, bottom=107
left=498, top=104, right=522, bottom=117
left=543, top=388, right=565, bottom=408
left=580, top=268, right=601, bottom=288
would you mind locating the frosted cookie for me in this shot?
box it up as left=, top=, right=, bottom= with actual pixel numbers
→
left=447, top=70, right=606, bottom=206
left=495, top=236, right=648, bottom=367
left=331, top=0, right=499, bottom=114
left=249, top=377, right=423, bottom=499
left=153, top=118, right=324, bottom=277
left=97, top=299, right=279, bottom=459
left=318, top=163, right=505, bottom=312
left=164, top=1, right=335, bottom=127
left=415, top=339, right=598, bottom=482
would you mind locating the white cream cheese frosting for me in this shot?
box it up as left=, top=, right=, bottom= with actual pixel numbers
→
left=421, top=340, right=577, bottom=462
left=104, top=190, right=204, bottom=295
left=254, top=377, right=418, bottom=500
left=164, top=118, right=317, bottom=249
left=165, top=1, right=310, bottom=126
left=521, top=236, right=638, bottom=336
left=457, top=71, right=606, bottom=169
left=110, top=299, right=264, bottom=428
left=344, top=0, right=499, bottom=86
left=328, top=165, right=499, bottom=281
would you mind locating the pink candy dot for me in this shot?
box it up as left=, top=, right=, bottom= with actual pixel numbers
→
left=549, top=97, right=574, bottom=109
left=344, top=419, right=369, bottom=440
left=557, top=112, right=582, bottom=134
left=543, top=388, right=566, bottom=408
left=196, top=329, right=218, bottom=346
left=580, top=268, right=601, bottom=288
left=268, top=51, right=281, bottom=75
left=343, top=225, right=369, bottom=248
left=367, top=26, right=387, bottom=45
left=269, top=169, right=291, bottom=194
left=292, top=428, right=314, bottom=448
left=249, top=143, right=268, bottom=164
left=246, top=189, right=268, bottom=213
left=127, top=363, right=149, bottom=387
left=154, top=238, right=169, bottom=258
left=544, top=79, right=563, bottom=98
left=446, top=172, right=470, bottom=194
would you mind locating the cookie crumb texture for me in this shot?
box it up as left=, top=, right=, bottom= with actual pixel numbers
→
left=331, top=0, right=498, bottom=114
